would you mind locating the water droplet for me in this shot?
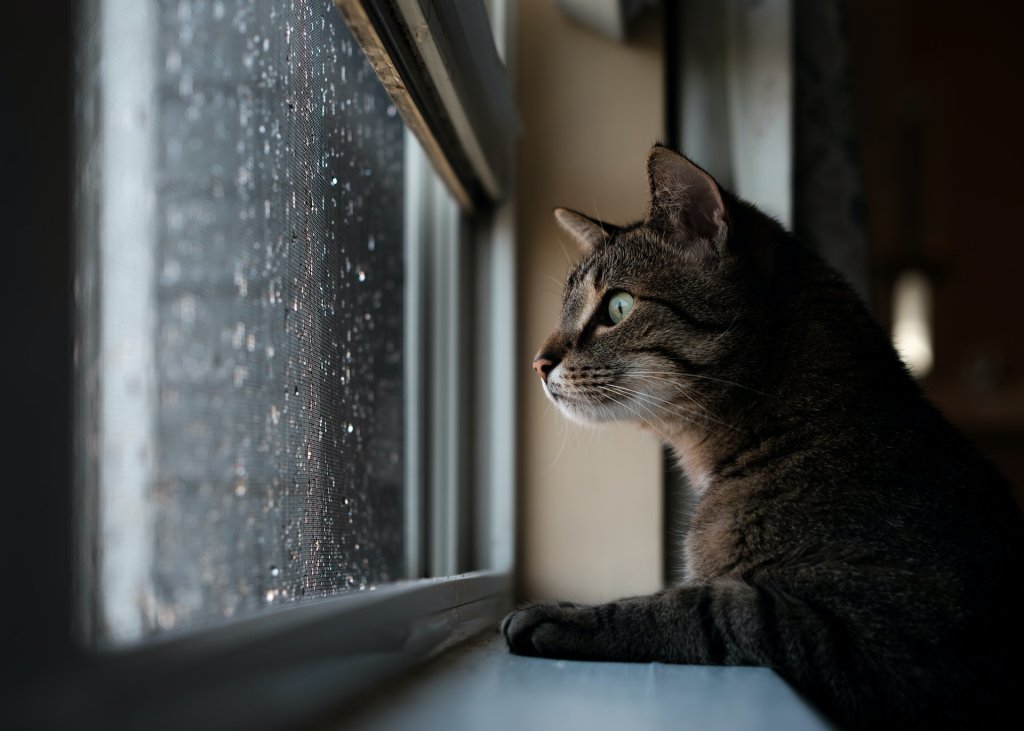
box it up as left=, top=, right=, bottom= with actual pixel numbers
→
left=347, top=423, right=354, bottom=433
left=234, top=480, right=247, bottom=497
left=357, top=270, right=366, bottom=282
left=234, top=268, right=248, bottom=297
left=179, top=294, right=197, bottom=324
left=166, top=49, right=182, bottom=74
left=330, top=176, right=338, bottom=186
left=162, top=259, right=181, bottom=285
left=270, top=565, right=280, bottom=577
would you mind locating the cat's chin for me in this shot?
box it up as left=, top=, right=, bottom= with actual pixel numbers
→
left=549, top=394, right=626, bottom=427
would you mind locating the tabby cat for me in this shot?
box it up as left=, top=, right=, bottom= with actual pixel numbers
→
left=503, top=145, right=1024, bottom=728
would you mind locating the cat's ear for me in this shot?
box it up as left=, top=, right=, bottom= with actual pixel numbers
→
left=646, top=145, right=728, bottom=249
left=553, top=207, right=615, bottom=253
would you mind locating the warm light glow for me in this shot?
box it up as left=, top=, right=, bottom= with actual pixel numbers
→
left=892, top=270, right=934, bottom=378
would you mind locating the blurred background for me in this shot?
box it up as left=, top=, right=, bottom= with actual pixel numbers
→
left=846, top=0, right=1024, bottom=501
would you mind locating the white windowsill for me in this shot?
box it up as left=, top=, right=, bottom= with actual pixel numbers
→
left=333, top=633, right=832, bottom=731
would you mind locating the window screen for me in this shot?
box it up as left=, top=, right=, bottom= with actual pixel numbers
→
left=78, top=0, right=408, bottom=645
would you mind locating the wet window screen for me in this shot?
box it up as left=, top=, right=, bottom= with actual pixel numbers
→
left=79, top=0, right=407, bottom=645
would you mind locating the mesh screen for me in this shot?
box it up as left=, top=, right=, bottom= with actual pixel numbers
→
left=89, top=0, right=406, bottom=643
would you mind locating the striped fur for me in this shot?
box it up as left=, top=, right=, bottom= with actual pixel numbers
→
left=505, top=145, right=1024, bottom=728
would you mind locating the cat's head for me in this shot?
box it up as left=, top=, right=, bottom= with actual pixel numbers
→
left=534, top=145, right=779, bottom=437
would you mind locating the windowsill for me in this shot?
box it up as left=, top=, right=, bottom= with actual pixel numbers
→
left=330, top=633, right=832, bottom=730
left=11, top=572, right=511, bottom=730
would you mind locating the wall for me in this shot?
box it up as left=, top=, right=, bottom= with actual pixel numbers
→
left=514, top=0, right=665, bottom=602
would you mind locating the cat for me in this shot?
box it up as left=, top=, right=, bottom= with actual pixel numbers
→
left=503, top=144, right=1024, bottom=728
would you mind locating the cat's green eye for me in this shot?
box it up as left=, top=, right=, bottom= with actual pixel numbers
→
left=607, top=291, right=634, bottom=325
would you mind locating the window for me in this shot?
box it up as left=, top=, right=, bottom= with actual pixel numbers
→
left=79, top=0, right=412, bottom=645
left=64, top=0, right=517, bottom=723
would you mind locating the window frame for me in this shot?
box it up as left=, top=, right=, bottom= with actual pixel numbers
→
left=40, top=572, right=510, bottom=730
left=34, top=0, right=520, bottom=726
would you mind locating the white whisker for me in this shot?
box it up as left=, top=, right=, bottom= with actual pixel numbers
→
left=710, top=308, right=743, bottom=344
left=600, top=383, right=708, bottom=433
left=628, top=370, right=773, bottom=398
left=544, top=413, right=572, bottom=472
left=605, top=382, right=738, bottom=432
left=553, top=235, right=573, bottom=266
left=612, top=379, right=712, bottom=417
left=596, top=385, right=673, bottom=443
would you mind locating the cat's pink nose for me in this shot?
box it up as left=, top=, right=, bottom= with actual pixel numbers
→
left=533, top=353, right=559, bottom=382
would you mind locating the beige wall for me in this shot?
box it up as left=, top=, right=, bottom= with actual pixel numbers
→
left=515, top=0, right=665, bottom=603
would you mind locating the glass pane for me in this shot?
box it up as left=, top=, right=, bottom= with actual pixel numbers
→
left=78, top=0, right=407, bottom=645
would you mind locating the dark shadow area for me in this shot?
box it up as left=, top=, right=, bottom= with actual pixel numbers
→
left=0, top=2, right=74, bottom=678
left=847, top=0, right=1024, bottom=504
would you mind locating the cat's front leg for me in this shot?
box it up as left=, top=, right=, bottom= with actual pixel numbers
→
left=502, top=580, right=775, bottom=665
left=502, top=601, right=585, bottom=658
left=502, top=597, right=655, bottom=661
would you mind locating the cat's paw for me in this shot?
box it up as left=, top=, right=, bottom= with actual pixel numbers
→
left=501, top=601, right=586, bottom=658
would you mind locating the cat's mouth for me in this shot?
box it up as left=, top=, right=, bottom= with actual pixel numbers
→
left=543, top=382, right=566, bottom=405
left=544, top=381, right=623, bottom=425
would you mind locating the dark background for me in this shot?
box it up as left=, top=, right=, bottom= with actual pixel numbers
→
left=0, top=2, right=74, bottom=677
left=847, top=0, right=1024, bottom=503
